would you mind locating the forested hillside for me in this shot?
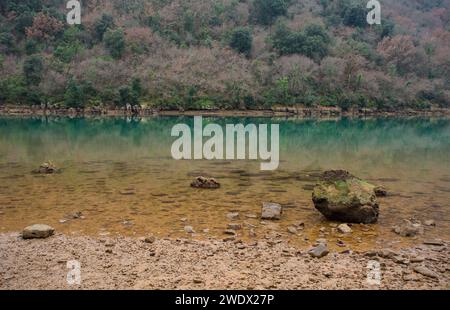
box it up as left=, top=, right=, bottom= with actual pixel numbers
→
left=0, top=0, right=449, bottom=111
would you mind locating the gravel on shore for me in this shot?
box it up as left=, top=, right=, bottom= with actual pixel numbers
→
left=0, top=232, right=448, bottom=290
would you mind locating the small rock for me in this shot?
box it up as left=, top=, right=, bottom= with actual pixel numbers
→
left=105, top=249, right=113, bottom=254
left=22, top=224, right=55, bottom=239
left=34, top=161, right=58, bottom=174
left=144, top=236, right=156, bottom=244
left=296, top=222, right=305, bottom=230
left=403, top=273, right=420, bottom=281
left=65, top=211, right=83, bottom=220
left=287, top=226, right=297, bottom=234
left=336, top=240, right=346, bottom=247
left=413, top=266, right=439, bottom=279
left=393, top=256, right=410, bottom=265
left=392, top=219, right=423, bottom=237
left=377, top=249, right=396, bottom=259
left=261, top=202, right=282, bottom=220
left=184, top=226, right=195, bottom=234
left=424, top=220, right=436, bottom=227
left=237, top=244, right=246, bottom=249
left=315, top=238, right=328, bottom=245
left=423, top=239, right=445, bottom=246
left=224, top=229, right=237, bottom=236
left=245, top=214, right=258, bottom=219
left=227, top=223, right=242, bottom=230
left=227, top=212, right=240, bottom=220
left=249, top=229, right=257, bottom=237
left=223, top=236, right=236, bottom=242
left=410, top=256, right=425, bottom=263
left=337, top=224, right=353, bottom=234
left=202, top=229, right=209, bottom=233
left=193, top=278, right=203, bottom=284
left=374, top=186, right=387, bottom=197
left=309, top=244, right=329, bottom=258
left=191, top=176, right=220, bottom=189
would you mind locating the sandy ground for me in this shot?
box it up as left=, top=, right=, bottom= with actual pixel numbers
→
left=0, top=232, right=448, bottom=290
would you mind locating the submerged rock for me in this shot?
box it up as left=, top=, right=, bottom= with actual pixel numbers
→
left=184, top=226, right=195, bottom=234
left=226, top=212, right=240, bottom=220
left=227, top=223, right=242, bottom=230
left=22, top=224, right=55, bottom=239
left=312, top=170, right=379, bottom=224
left=374, top=186, right=388, bottom=197
left=34, top=161, right=59, bottom=174
left=392, top=219, right=424, bottom=237
left=261, top=202, right=282, bottom=220
left=190, top=176, right=220, bottom=189
left=337, top=223, right=353, bottom=234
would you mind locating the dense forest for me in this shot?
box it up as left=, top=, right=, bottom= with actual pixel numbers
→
left=0, top=0, right=449, bottom=111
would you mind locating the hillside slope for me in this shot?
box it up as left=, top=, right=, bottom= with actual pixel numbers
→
left=0, top=0, right=449, bottom=111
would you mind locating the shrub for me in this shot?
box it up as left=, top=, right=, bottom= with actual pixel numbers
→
left=54, top=43, right=82, bottom=63
left=272, top=22, right=331, bottom=61
left=23, top=55, right=43, bottom=85
left=104, top=28, right=125, bottom=59
left=252, top=0, right=288, bottom=26
left=229, top=27, right=252, bottom=56
left=94, top=14, right=115, bottom=41
left=0, top=32, right=15, bottom=53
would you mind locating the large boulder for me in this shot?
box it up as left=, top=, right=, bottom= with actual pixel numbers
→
left=312, top=170, right=379, bottom=224
left=22, top=224, right=55, bottom=239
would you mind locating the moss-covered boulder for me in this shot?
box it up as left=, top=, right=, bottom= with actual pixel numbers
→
left=312, top=170, right=379, bottom=224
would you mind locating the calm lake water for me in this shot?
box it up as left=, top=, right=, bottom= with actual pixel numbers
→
left=0, top=116, right=449, bottom=250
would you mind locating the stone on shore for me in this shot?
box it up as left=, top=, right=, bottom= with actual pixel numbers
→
left=287, top=226, right=297, bottom=234
left=309, top=243, right=329, bottom=258
left=312, top=170, right=379, bottom=224
left=413, top=266, right=439, bottom=279
left=22, top=224, right=55, bottom=239
left=261, top=202, right=282, bottom=220
left=424, top=220, right=436, bottom=226
left=190, top=176, right=220, bottom=189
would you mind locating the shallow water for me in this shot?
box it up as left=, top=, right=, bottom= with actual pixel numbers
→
left=0, top=116, right=449, bottom=251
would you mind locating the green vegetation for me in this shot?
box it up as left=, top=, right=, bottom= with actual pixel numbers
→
left=0, top=0, right=449, bottom=111
left=229, top=27, right=253, bottom=56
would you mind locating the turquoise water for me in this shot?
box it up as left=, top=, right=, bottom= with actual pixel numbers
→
left=0, top=116, right=449, bottom=249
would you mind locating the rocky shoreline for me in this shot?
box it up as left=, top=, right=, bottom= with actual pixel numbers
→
left=0, top=232, right=448, bottom=290
left=1, top=105, right=450, bottom=118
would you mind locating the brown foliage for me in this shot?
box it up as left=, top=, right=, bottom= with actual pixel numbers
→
left=25, top=13, right=64, bottom=41
left=377, top=35, right=417, bottom=74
